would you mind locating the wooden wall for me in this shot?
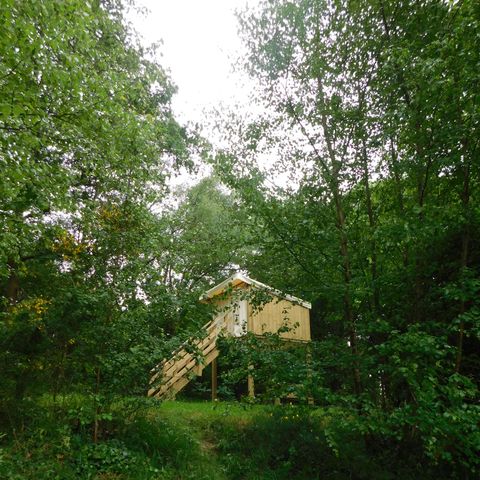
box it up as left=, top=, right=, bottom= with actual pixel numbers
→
left=212, top=296, right=236, bottom=336
left=248, top=296, right=311, bottom=341
left=211, top=283, right=249, bottom=337
left=209, top=283, right=311, bottom=342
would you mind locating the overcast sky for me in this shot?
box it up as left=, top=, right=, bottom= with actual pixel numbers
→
left=127, top=0, right=258, bottom=126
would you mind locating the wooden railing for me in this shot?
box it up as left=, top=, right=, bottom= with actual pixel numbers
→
left=147, top=313, right=227, bottom=400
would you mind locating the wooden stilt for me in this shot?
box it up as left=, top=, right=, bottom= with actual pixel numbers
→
left=211, top=357, right=218, bottom=401
left=247, top=365, right=255, bottom=398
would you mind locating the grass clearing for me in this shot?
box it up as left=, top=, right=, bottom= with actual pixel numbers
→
left=0, top=398, right=463, bottom=479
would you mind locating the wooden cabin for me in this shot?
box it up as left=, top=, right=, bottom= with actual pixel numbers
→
left=148, top=273, right=311, bottom=401
left=200, top=273, right=311, bottom=342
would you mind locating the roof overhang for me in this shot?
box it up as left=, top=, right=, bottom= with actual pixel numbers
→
left=200, top=273, right=312, bottom=310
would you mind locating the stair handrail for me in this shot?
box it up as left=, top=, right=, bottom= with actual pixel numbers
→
left=148, top=312, right=228, bottom=398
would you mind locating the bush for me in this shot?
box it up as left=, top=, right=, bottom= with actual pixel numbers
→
left=211, top=404, right=473, bottom=480
left=0, top=397, right=208, bottom=480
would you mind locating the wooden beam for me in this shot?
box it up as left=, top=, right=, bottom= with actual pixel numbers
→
left=247, top=365, right=255, bottom=398
left=211, top=357, right=218, bottom=401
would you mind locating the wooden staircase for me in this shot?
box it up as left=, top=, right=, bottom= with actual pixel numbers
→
left=148, top=313, right=227, bottom=400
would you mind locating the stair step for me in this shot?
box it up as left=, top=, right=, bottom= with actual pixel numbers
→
left=148, top=313, right=227, bottom=399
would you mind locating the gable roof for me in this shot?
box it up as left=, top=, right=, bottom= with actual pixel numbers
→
left=200, top=272, right=312, bottom=310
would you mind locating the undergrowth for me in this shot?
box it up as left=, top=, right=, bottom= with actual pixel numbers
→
left=0, top=397, right=224, bottom=480
left=0, top=398, right=474, bottom=479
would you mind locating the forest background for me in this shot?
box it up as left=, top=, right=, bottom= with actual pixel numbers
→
left=0, top=0, right=478, bottom=479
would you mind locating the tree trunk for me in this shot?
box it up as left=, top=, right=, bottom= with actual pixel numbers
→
left=334, top=190, right=362, bottom=396
left=93, top=366, right=101, bottom=443
left=316, top=75, right=363, bottom=397
left=5, top=259, right=20, bottom=305
left=455, top=154, right=471, bottom=373
left=360, top=138, right=379, bottom=312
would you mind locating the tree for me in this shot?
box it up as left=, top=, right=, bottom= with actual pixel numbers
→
left=0, top=0, right=191, bottom=420
left=213, top=0, right=480, bottom=472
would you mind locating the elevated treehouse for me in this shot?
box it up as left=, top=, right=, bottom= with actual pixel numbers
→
left=148, top=273, right=311, bottom=400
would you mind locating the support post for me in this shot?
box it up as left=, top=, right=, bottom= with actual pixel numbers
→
left=211, top=357, right=218, bottom=401
left=247, top=365, right=255, bottom=398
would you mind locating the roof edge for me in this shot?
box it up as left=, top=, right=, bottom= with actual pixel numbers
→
left=200, top=273, right=312, bottom=310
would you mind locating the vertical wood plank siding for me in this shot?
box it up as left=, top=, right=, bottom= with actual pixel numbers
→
left=248, top=296, right=311, bottom=341
left=210, top=281, right=311, bottom=342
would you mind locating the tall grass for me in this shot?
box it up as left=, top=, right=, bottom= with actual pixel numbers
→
left=0, top=398, right=467, bottom=479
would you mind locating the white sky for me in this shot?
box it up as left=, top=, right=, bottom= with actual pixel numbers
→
left=126, top=1, right=294, bottom=192
left=127, top=0, right=258, bottom=126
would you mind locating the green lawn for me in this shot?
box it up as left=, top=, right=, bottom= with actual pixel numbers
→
left=159, top=399, right=263, bottom=423
left=141, top=400, right=265, bottom=480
